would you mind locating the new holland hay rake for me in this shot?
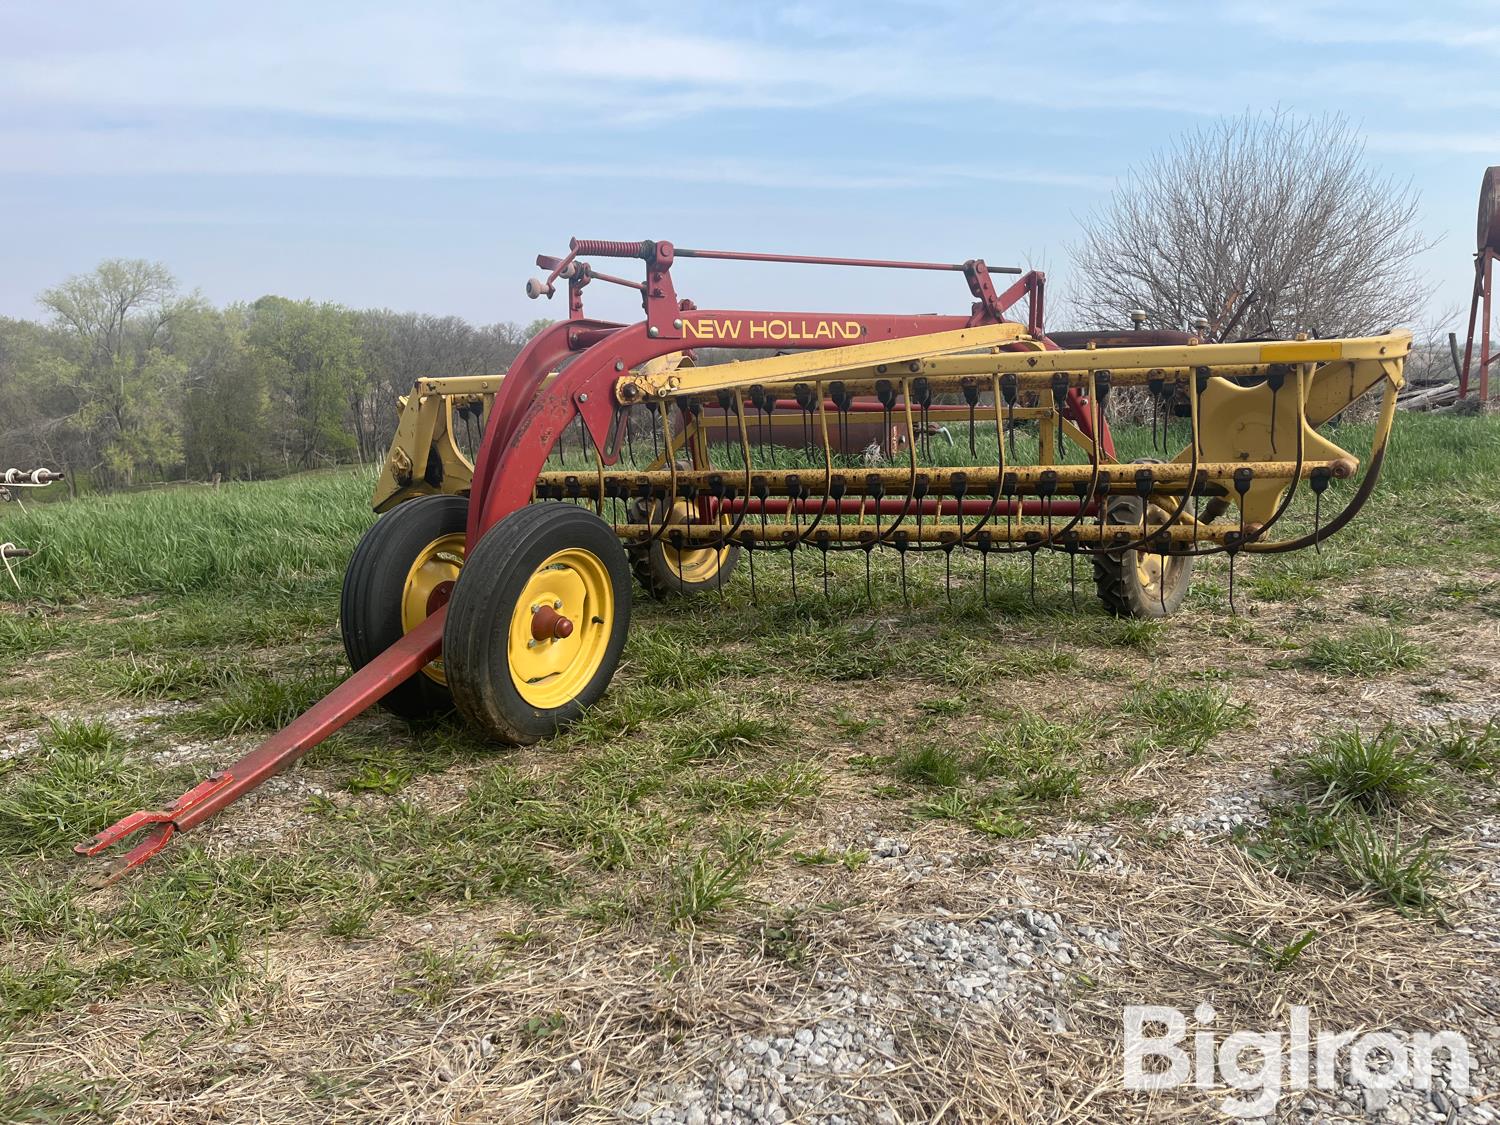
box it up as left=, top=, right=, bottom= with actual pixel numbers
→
left=77, top=239, right=1410, bottom=877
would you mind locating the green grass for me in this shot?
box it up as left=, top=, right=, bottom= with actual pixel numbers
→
left=0, top=1061, right=123, bottom=1124
left=1424, top=719, right=1500, bottom=775
left=0, top=610, right=74, bottom=657
left=1121, top=682, right=1251, bottom=754
left=1297, top=625, right=1428, bottom=675
left=0, top=468, right=375, bottom=603
left=1281, top=726, right=1437, bottom=811
left=395, top=946, right=497, bottom=1009
left=166, top=664, right=348, bottom=736
left=86, top=650, right=245, bottom=700
left=900, top=708, right=1094, bottom=831
left=792, top=846, right=869, bottom=871
left=1332, top=817, right=1447, bottom=916
left=1211, top=926, right=1320, bottom=971
left=682, top=761, right=825, bottom=811
left=896, top=743, right=966, bottom=787
left=666, top=827, right=785, bottom=926
left=3, top=415, right=1499, bottom=1041
left=0, top=720, right=164, bottom=856
left=1240, top=804, right=1448, bottom=916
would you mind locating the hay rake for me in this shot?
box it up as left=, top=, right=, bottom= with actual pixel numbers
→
left=76, top=239, right=1409, bottom=877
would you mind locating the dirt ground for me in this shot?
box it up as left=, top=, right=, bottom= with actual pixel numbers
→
left=3, top=530, right=1499, bottom=1124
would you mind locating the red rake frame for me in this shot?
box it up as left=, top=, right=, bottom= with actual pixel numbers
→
left=77, top=238, right=1087, bottom=878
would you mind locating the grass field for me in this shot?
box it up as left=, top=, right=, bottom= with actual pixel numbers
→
left=2, top=414, right=1499, bottom=1122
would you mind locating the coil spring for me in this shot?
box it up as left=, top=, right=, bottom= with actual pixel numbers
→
left=568, top=239, right=653, bottom=259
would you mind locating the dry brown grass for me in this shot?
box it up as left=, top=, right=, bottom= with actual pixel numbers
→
left=3, top=541, right=1499, bottom=1122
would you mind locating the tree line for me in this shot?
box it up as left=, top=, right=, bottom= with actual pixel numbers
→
left=0, top=259, right=549, bottom=495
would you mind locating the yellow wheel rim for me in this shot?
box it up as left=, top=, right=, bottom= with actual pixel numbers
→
left=659, top=499, right=732, bottom=584
left=508, top=547, right=614, bottom=709
left=401, top=532, right=466, bottom=684
left=1132, top=501, right=1172, bottom=593
left=1134, top=551, right=1165, bottom=592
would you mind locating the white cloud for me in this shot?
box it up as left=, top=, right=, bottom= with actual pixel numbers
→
left=0, top=120, right=1110, bottom=194
left=0, top=2, right=1213, bottom=137
left=1223, top=0, right=1500, bottom=53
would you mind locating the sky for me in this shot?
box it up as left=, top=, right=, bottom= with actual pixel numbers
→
left=1, top=0, right=1497, bottom=332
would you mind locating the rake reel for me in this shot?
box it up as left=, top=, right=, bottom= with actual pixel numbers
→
left=76, top=239, right=1409, bottom=877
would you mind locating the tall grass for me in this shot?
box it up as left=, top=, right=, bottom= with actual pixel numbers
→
left=0, top=468, right=376, bottom=602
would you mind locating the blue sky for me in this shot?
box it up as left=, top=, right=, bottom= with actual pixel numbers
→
left=1, top=0, right=1496, bottom=331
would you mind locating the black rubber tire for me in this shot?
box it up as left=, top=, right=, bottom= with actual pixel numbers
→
left=1092, top=495, right=1195, bottom=618
left=627, top=497, right=741, bottom=599
left=340, top=494, right=468, bottom=718
left=444, top=504, right=632, bottom=745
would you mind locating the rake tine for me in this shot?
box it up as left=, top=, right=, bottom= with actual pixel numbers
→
left=864, top=544, right=873, bottom=605
left=896, top=533, right=910, bottom=606
left=1309, top=466, right=1332, bottom=554
left=680, top=503, right=691, bottom=597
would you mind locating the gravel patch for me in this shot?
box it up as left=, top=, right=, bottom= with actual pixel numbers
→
left=628, top=905, right=1124, bottom=1124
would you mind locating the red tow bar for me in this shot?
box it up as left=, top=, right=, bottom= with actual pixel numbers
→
left=74, top=610, right=448, bottom=882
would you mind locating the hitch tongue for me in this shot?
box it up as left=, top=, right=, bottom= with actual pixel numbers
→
left=74, top=773, right=236, bottom=884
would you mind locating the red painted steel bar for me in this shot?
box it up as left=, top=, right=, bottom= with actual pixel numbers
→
left=75, top=612, right=447, bottom=880
left=568, top=237, right=1022, bottom=274
left=674, top=247, right=1023, bottom=274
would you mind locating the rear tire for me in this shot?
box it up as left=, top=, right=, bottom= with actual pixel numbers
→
left=1092, top=495, right=1195, bottom=618
left=628, top=497, right=741, bottom=599
left=340, top=494, right=468, bottom=718
left=445, top=504, right=632, bottom=744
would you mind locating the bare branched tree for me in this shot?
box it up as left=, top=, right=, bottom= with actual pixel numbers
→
left=1068, top=111, right=1432, bottom=338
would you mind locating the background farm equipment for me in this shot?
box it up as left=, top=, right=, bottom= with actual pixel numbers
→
left=76, top=239, right=1410, bottom=878
left=1458, top=165, right=1500, bottom=405
left=1, top=467, right=63, bottom=584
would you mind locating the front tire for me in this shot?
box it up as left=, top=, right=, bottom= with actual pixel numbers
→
left=340, top=494, right=468, bottom=718
left=444, top=504, right=632, bottom=744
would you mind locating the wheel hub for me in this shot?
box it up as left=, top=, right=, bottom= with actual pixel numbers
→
left=507, top=549, right=613, bottom=709
left=530, top=603, right=575, bottom=642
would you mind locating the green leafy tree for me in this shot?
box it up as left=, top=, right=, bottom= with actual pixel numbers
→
left=249, top=297, right=366, bottom=468
left=179, top=305, right=269, bottom=480
left=38, top=260, right=200, bottom=486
